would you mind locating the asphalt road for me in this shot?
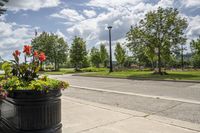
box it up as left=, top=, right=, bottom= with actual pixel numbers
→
left=50, top=74, right=200, bottom=124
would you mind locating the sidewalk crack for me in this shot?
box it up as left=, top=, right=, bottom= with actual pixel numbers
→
left=146, top=102, right=183, bottom=117
left=78, top=116, right=134, bottom=133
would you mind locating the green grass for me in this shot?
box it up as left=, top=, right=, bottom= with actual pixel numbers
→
left=39, top=68, right=76, bottom=75
left=81, top=67, right=108, bottom=72
left=81, top=70, right=200, bottom=81
left=39, top=67, right=109, bottom=75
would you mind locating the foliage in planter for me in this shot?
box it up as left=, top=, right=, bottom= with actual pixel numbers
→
left=0, top=45, right=69, bottom=97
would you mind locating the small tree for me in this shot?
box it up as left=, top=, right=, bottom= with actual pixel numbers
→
left=191, top=36, right=200, bottom=68
left=100, top=44, right=109, bottom=67
left=90, top=47, right=101, bottom=68
left=70, top=36, right=87, bottom=71
left=32, top=32, right=68, bottom=71
left=114, top=42, right=126, bottom=67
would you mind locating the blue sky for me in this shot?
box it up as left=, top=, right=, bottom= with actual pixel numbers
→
left=0, top=0, right=200, bottom=60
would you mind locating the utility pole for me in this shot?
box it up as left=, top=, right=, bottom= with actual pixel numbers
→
left=107, top=26, right=113, bottom=72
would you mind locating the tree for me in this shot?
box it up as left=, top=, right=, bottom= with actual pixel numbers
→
left=126, top=7, right=188, bottom=74
left=70, top=36, right=87, bottom=71
left=190, top=36, right=200, bottom=68
left=126, top=26, right=152, bottom=69
left=100, top=44, right=109, bottom=67
left=114, top=42, right=126, bottom=67
left=0, top=56, right=3, bottom=70
left=32, top=32, right=68, bottom=71
left=90, top=47, right=101, bottom=68
left=0, top=0, right=8, bottom=16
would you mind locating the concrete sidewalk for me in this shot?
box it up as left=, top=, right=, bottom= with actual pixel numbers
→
left=61, top=96, right=200, bottom=133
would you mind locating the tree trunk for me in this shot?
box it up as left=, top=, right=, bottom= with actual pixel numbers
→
left=75, top=63, right=78, bottom=71
left=57, top=63, right=60, bottom=71
left=151, top=60, right=154, bottom=70
left=54, top=58, right=59, bottom=71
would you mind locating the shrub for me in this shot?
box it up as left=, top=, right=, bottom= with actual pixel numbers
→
left=81, top=67, right=108, bottom=72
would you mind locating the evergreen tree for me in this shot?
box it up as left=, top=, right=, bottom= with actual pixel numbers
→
left=100, top=44, right=109, bottom=67
left=70, top=36, right=87, bottom=71
left=90, top=47, right=101, bottom=68
left=114, top=42, right=126, bottom=67
left=191, top=36, right=200, bottom=68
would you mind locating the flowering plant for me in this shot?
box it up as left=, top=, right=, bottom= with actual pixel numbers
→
left=0, top=45, right=68, bottom=98
left=11, top=45, right=46, bottom=81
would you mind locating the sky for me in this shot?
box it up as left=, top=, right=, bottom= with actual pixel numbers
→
left=0, top=0, right=200, bottom=60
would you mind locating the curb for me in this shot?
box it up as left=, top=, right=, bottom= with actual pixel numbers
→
left=74, top=74, right=200, bottom=84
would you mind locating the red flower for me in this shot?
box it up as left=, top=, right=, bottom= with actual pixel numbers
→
left=39, top=52, right=46, bottom=62
left=13, top=50, right=21, bottom=57
left=33, top=51, right=38, bottom=57
left=23, top=45, right=32, bottom=55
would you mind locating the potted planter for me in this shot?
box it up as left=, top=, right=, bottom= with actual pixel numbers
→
left=1, top=90, right=62, bottom=133
left=0, top=45, right=68, bottom=133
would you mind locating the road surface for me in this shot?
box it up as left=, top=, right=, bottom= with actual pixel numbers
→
left=50, top=74, right=200, bottom=124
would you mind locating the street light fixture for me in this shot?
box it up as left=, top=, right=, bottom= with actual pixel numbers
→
left=107, top=26, right=113, bottom=72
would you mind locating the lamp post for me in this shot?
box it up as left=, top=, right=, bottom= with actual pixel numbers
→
left=107, top=26, right=113, bottom=72
left=155, top=47, right=158, bottom=72
left=181, top=44, right=184, bottom=71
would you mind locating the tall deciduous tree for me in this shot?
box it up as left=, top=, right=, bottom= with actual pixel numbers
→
left=126, top=7, right=188, bottom=74
left=32, top=32, right=68, bottom=71
left=70, top=36, right=87, bottom=71
left=114, top=42, right=126, bottom=67
left=100, top=44, right=109, bottom=67
left=90, top=47, right=101, bottom=68
left=190, top=36, right=200, bottom=68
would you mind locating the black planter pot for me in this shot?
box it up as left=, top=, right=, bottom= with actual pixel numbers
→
left=0, top=89, right=62, bottom=133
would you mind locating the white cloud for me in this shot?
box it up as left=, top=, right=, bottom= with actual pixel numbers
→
left=66, top=17, right=98, bottom=48
left=0, top=21, right=35, bottom=60
left=0, top=14, right=7, bottom=21
left=157, top=0, right=174, bottom=7
left=66, top=1, right=155, bottom=47
left=186, top=15, right=200, bottom=39
left=83, top=10, right=96, bottom=18
left=51, top=9, right=85, bottom=22
left=181, top=0, right=200, bottom=7
left=6, top=0, right=60, bottom=11
left=87, top=0, right=143, bottom=9
left=0, top=22, right=13, bottom=37
left=55, top=29, right=67, bottom=41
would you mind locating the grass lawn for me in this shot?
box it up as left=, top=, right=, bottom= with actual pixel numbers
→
left=39, top=68, right=76, bottom=75
left=39, top=67, right=109, bottom=75
left=80, top=70, right=200, bottom=81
